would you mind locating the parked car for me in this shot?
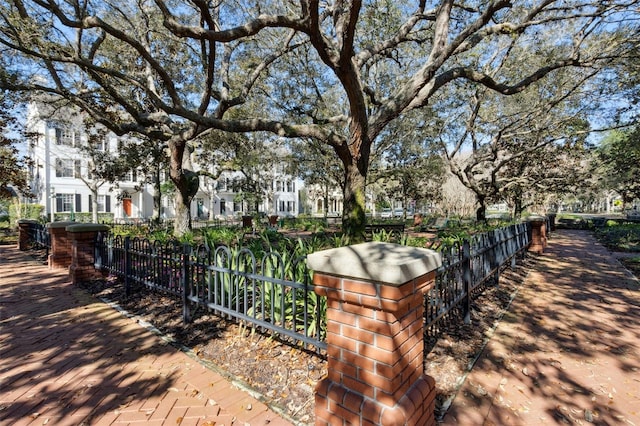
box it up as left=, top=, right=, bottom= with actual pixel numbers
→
left=380, top=208, right=392, bottom=218
left=393, top=208, right=404, bottom=218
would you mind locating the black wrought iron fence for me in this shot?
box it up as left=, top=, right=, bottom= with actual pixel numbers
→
left=105, top=218, right=229, bottom=235
left=25, top=222, right=51, bottom=254
left=94, top=221, right=533, bottom=355
left=425, top=222, right=531, bottom=340
left=94, top=233, right=326, bottom=351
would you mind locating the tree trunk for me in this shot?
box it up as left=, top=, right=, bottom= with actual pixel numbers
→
left=169, top=140, right=197, bottom=238
left=342, top=163, right=367, bottom=239
left=152, top=165, right=162, bottom=224
left=323, top=181, right=329, bottom=220
left=91, top=187, right=99, bottom=223
left=476, top=195, right=487, bottom=222
left=513, top=197, right=524, bottom=220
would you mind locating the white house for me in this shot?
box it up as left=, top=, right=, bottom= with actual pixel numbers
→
left=26, top=102, right=304, bottom=223
left=26, top=102, right=156, bottom=222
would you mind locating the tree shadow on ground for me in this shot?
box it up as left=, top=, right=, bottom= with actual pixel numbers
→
left=0, top=247, right=198, bottom=424
left=441, top=230, right=640, bottom=425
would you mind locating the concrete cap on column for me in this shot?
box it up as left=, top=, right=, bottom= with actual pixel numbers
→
left=17, top=219, right=39, bottom=224
left=65, top=224, right=110, bottom=233
left=526, top=215, right=546, bottom=222
left=307, top=241, right=442, bottom=286
left=46, top=221, right=76, bottom=229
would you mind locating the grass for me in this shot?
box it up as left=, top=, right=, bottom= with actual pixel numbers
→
left=593, top=222, right=640, bottom=252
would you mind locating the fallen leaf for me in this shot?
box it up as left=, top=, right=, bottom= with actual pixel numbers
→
left=585, top=410, right=593, bottom=422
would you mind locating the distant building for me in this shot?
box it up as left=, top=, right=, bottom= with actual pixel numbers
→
left=26, top=102, right=154, bottom=222
left=26, top=102, right=303, bottom=222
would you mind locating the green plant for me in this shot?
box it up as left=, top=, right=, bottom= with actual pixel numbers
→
left=178, top=231, right=195, bottom=246
left=149, top=229, right=174, bottom=244
left=201, top=227, right=242, bottom=248
left=247, top=248, right=326, bottom=340
left=594, top=223, right=640, bottom=252
left=371, top=228, right=394, bottom=242
left=205, top=246, right=249, bottom=309
left=9, top=202, right=44, bottom=226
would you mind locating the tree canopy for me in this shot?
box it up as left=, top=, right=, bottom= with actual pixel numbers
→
left=1, top=1, right=638, bottom=235
left=0, top=90, right=30, bottom=199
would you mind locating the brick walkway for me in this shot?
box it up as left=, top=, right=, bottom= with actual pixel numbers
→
left=0, top=245, right=293, bottom=426
left=441, top=230, right=640, bottom=425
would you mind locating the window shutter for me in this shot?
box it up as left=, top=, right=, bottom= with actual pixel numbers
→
left=88, top=195, right=93, bottom=212
left=55, top=159, right=62, bottom=178
left=56, top=195, right=62, bottom=212
left=74, top=160, right=81, bottom=178
left=55, top=128, right=62, bottom=145
left=74, top=131, right=81, bottom=147
left=75, top=194, right=82, bottom=212
left=106, top=195, right=111, bottom=213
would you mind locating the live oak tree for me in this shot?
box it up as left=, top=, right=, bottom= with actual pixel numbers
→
left=289, top=138, right=344, bottom=219
left=439, top=57, right=608, bottom=221
left=1, top=0, right=638, bottom=236
left=116, top=136, right=169, bottom=223
left=596, top=128, right=640, bottom=210
left=197, top=130, right=286, bottom=216
left=373, top=111, right=446, bottom=218
left=0, top=90, right=30, bottom=199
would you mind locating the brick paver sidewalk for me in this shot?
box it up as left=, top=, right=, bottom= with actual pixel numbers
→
left=0, top=245, right=293, bottom=426
left=441, top=230, right=640, bottom=425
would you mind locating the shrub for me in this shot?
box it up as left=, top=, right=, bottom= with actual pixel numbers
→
left=8, top=203, right=45, bottom=227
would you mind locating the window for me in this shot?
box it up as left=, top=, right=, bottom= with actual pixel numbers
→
left=55, top=194, right=75, bottom=212
left=95, top=136, right=108, bottom=152
left=50, top=122, right=80, bottom=147
left=89, top=194, right=110, bottom=213
left=55, top=159, right=81, bottom=178
left=122, top=169, right=138, bottom=182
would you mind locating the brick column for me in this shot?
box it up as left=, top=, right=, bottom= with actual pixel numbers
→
left=307, top=242, right=442, bottom=426
left=47, top=221, right=76, bottom=269
left=17, top=219, right=38, bottom=250
left=66, top=224, right=110, bottom=285
left=527, top=216, right=547, bottom=254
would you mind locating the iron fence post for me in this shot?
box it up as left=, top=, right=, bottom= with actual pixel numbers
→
left=124, top=236, right=131, bottom=297
left=463, top=239, right=472, bottom=325
left=182, top=243, right=192, bottom=324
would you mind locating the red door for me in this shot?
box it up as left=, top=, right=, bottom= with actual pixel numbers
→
left=123, top=198, right=132, bottom=217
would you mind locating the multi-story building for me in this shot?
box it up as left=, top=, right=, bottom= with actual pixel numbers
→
left=26, top=102, right=303, bottom=222
left=26, top=102, right=154, bottom=222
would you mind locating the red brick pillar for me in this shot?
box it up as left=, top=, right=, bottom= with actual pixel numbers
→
left=66, top=224, right=110, bottom=285
left=527, top=216, right=547, bottom=254
left=47, top=221, right=76, bottom=269
left=307, top=242, right=442, bottom=426
left=17, top=219, right=38, bottom=250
